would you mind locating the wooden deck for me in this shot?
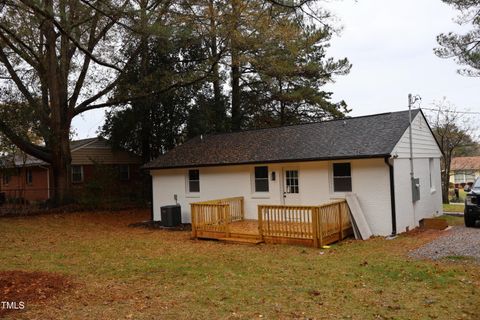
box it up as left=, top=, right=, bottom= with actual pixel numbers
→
left=194, top=212, right=353, bottom=247
left=191, top=197, right=353, bottom=247
left=195, top=219, right=261, bottom=242
left=229, top=219, right=260, bottom=235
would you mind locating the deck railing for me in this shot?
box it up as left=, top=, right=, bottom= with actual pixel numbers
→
left=190, top=197, right=244, bottom=238
left=191, top=197, right=352, bottom=247
left=258, top=200, right=352, bottom=247
left=257, top=205, right=315, bottom=239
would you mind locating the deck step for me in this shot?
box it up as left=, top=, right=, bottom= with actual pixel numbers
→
left=218, top=237, right=264, bottom=245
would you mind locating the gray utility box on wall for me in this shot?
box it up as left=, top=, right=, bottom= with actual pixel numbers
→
left=160, top=205, right=182, bottom=227
left=412, top=178, right=420, bottom=202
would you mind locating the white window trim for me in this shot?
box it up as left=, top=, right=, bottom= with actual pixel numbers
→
left=186, top=169, right=200, bottom=197
left=251, top=166, right=270, bottom=197
left=283, top=167, right=300, bottom=195
left=329, top=161, right=353, bottom=196
left=71, top=165, right=84, bottom=183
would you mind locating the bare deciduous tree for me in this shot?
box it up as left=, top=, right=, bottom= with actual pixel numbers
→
left=427, top=99, right=478, bottom=203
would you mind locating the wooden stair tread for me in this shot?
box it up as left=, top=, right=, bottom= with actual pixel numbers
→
left=218, top=237, right=264, bottom=244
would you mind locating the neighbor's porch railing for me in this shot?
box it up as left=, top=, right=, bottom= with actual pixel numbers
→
left=258, top=200, right=352, bottom=247
left=190, top=197, right=244, bottom=238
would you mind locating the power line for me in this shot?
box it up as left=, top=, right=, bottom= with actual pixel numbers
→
left=421, top=107, right=480, bottom=115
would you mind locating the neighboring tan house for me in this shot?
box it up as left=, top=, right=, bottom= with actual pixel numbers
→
left=449, top=156, right=480, bottom=187
left=0, top=137, right=142, bottom=203
left=145, top=109, right=443, bottom=236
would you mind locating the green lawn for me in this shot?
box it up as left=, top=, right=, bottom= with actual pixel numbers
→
left=0, top=211, right=478, bottom=319
left=443, top=203, right=465, bottom=213
left=438, top=214, right=465, bottom=226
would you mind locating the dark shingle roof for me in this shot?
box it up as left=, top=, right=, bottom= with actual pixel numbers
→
left=144, top=109, right=422, bottom=170
left=0, top=154, right=48, bottom=168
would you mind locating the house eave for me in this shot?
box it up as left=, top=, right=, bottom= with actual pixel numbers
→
left=144, top=154, right=391, bottom=171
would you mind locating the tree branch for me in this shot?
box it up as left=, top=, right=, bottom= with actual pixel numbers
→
left=19, top=0, right=123, bottom=72
left=0, top=118, right=51, bottom=163
left=0, top=46, right=38, bottom=107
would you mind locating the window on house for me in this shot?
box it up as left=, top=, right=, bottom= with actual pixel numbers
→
left=2, top=173, right=10, bottom=185
left=71, top=165, right=84, bottom=183
left=26, top=169, right=33, bottom=185
left=333, top=163, right=352, bottom=192
left=254, top=166, right=269, bottom=192
left=188, top=169, right=200, bottom=193
left=118, top=165, right=130, bottom=181
left=454, top=171, right=464, bottom=183
left=285, top=170, right=299, bottom=193
left=465, top=170, right=476, bottom=183
left=454, top=170, right=475, bottom=184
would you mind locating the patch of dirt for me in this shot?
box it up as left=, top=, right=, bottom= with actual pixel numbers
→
left=401, top=227, right=449, bottom=251
left=0, top=271, right=74, bottom=317
left=404, top=227, right=445, bottom=239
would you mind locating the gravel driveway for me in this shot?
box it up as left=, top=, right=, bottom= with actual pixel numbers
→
left=409, top=226, right=480, bottom=262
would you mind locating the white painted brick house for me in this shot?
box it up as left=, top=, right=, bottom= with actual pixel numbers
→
left=145, top=109, right=443, bottom=236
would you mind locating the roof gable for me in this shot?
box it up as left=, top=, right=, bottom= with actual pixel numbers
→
left=145, top=109, right=422, bottom=170
left=390, top=110, right=442, bottom=158
left=70, top=137, right=110, bottom=151
left=1, top=137, right=141, bottom=168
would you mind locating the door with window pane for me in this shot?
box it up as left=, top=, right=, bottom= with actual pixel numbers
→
left=283, top=169, right=300, bottom=205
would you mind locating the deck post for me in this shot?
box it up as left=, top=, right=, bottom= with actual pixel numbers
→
left=224, top=204, right=230, bottom=238
left=312, top=207, right=319, bottom=248
left=191, top=205, right=197, bottom=239
left=318, top=207, right=324, bottom=247
left=240, top=197, right=244, bottom=220
left=338, top=202, right=343, bottom=240
left=257, top=205, right=263, bottom=240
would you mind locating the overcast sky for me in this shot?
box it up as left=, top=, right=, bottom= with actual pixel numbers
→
left=322, top=0, right=479, bottom=117
left=72, top=0, right=480, bottom=139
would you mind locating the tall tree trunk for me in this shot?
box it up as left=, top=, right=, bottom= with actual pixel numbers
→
left=45, top=0, right=72, bottom=205
left=208, top=0, right=226, bottom=132
left=279, top=79, right=285, bottom=126
left=231, top=55, right=241, bottom=131
left=441, top=153, right=452, bottom=204
left=139, top=0, right=152, bottom=162
left=230, top=0, right=242, bottom=131
left=51, top=130, right=72, bottom=205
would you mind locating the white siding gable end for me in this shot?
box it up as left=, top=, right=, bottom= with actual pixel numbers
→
left=391, top=112, right=442, bottom=159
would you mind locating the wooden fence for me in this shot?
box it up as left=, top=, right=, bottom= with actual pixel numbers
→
left=190, top=197, right=244, bottom=238
left=258, top=200, right=352, bottom=247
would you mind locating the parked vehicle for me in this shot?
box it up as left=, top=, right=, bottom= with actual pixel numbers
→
left=464, top=178, right=480, bottom=227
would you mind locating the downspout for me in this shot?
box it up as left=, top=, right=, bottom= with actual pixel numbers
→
left=384, top=156, right=397, bottom=236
